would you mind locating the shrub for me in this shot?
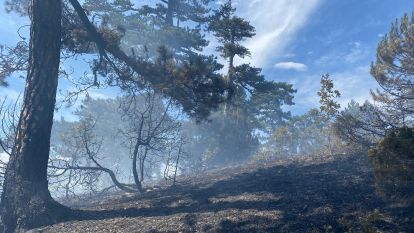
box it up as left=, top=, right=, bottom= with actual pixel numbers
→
left=368, top=127, right=414, bottom=204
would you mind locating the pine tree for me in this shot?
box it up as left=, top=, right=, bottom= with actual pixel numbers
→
left=317, top=74, right=341, bottom=155
left=83, top=0, right=211, bottom=60
left=186, top=0, right=296, bottom=166
left=369, top=11, right=414, bottom=206
left=0, top=1, right=71, bottom=232
left=0, top=0, right=229, bottom=231
left=318, top=74, right=341, bottom=119
left=208, top=0, right=255, bottom=75
left=371, top=12, right=414, bottom=127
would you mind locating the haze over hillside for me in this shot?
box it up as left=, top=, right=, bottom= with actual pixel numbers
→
left=0, top=0, right=413, bottom=232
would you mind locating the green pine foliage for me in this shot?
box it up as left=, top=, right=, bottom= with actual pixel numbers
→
left=368, top=127, right=414, bottom=204
left=370, top=12, right=414, bottom=125
left=318, top=74, right=341, bottom=120
left=208, top=0, right=255, bottom=70
left=367, top=10, right=414, bottom=205
left=182, top=0, right=296, bottom=167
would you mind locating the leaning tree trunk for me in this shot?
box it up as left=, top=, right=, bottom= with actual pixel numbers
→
left=0, top=0, right=71, bottom=232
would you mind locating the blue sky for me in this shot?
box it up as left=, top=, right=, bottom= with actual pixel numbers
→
left=0, top=0, right=413, bottom=119
left=237, top=0, right=413, bottom=114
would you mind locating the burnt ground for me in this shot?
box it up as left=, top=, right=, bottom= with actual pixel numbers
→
left=31, top=155, right=413, bottom=233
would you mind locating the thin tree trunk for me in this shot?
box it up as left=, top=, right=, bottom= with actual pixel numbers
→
left=173, top=139, right=183, bottom=186
left=132, top=141, right=144, bottom=193
left=65, top=169, right=74, bottom=199
left=131, top=117, right=145, bottom=193
left=139, top=147, right=149, bottom=183
left=229, top=55, right=234, bottom=76
left=0, top=1, right=71, bottom=232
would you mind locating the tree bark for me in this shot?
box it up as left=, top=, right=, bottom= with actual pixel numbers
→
left=132, top=140, right=144, bottom=193
left=166, top=0, right=175, bottom=27
left=0, top=0, right=71, bottom=232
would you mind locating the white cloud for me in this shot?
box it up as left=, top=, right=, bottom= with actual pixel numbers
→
left=274, top=62, right=307, bottom=71
left=344, top=42, right=368, bottom=64
left=236, top=0, right=321, bottom=67
left=315, top=42, right=371, bottom=66
left=315, top=54, right=335, bottom=66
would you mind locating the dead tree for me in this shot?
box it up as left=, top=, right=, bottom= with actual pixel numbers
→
left=120, top=91, right=183, bottom=192
left=1, top=94, right=186, bottom=200
left=0, top=97, right=19, bottom=156
left=163, top=136, right=186, bottom=186
left=0, top=97, right=125, bottom=198
left=49, top=116, right=137, bottom=195
left=0, top=97, right=20, bottom=195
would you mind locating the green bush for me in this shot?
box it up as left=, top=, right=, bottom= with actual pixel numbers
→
left=368, top=127, right=414, bottom=204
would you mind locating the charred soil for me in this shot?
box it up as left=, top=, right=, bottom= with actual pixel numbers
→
left=30, top=155, right=413, bottom=233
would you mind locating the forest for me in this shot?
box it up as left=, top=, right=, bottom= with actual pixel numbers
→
left=0, top=0, right=413, bottom=232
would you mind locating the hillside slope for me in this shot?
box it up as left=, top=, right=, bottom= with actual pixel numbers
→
left=30, top=155, right=413, bottom=233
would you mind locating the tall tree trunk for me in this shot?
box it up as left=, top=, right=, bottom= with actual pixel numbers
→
left=166, top=0, right=175, bottom=26
left=0, top=0, right=71, bottom=232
